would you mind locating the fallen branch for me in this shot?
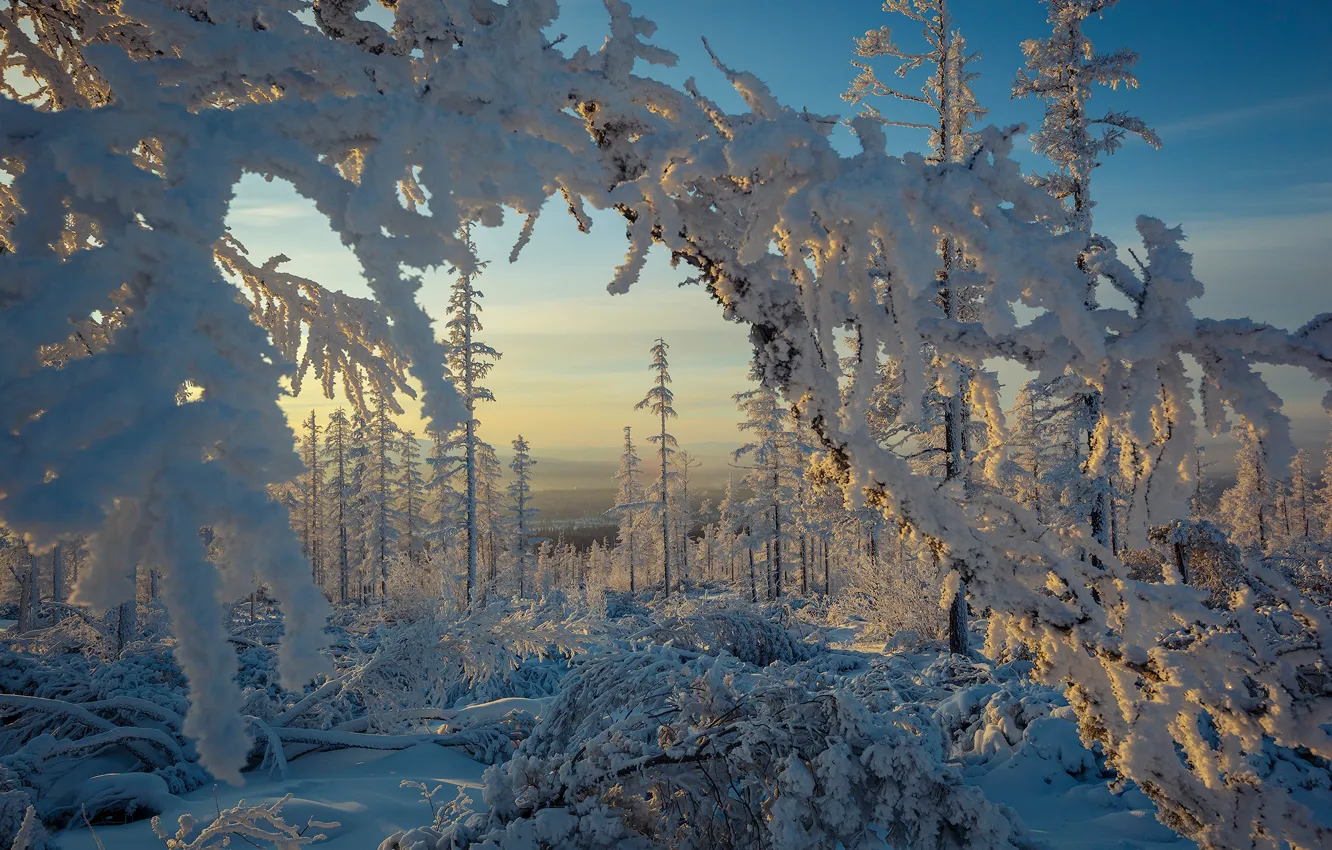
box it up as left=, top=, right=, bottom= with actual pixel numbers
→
left=0, top=694, right=182, bottom=767
left=245, top=715, right=289, bottom=781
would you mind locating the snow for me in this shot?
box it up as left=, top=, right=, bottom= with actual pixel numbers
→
left=7, top=606, right=1212, bottom=850
left=57, top=745, right=487, bottom=850
left=71, top=773, right=174, bottom=824
left=977, top=718, right=1188, bottom=848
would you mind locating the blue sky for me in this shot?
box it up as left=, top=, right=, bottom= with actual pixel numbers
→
left=238, top=0, right=1332, bottom=457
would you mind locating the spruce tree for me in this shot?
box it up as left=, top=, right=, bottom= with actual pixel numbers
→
left=477, top=437, right=504, bottom=590
left=845, top=2, right=990, bottom=648
left=1013, top=0, right=1161, bottom=559
left=323, top=408, right=353, bottom=603
left=398, top=430, right=425, bottom=567
left=1013, top=0, right=1161, bottom=241
left=671, top=449, right=701, bottom=588
left=612, top=426, right=643, bottom=593
left=1218, top=419, right=1275, bottom=553
left=443, top=244, right=500, bottom=605
left=298, top=411, right=324, bottom=585
left=508, top=435, right=537, bottom=598
left=348, top=409, right=372, bottom=603
left=425, top=429, right=460, bottom=561
left=635, top=339, right=678, bottom=595
left=362, top=391, right=400, bottom=601
left=733, top=384, right=798, bottom=600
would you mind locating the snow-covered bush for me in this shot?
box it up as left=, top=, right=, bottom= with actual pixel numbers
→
left=55, top=772, right=173, bottom=828
left=383, top=646, right=1031, bottom=850
left=627, top=601, right=820, bottom=666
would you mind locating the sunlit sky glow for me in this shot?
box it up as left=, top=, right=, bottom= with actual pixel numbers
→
left=229, top=0, right=1332, bottom=460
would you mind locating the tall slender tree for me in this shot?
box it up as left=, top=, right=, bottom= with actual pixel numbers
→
left=398, top=430, right=425, bottom=567
left=508, top=435, right=537, bottom=598
left=671, top=449, right=702, bottom=588
left=843, top=0, right=985, bottom=165
left=476, top=437, right=504, bottom=590
left=323, top=408, right=353, bottom=603
left=733, top=384, right=798, bottom=600
left=362, top=391, right=399, bottom=601
left=1219, top=418, right=1275, bottom=553
left=1320, top=429, right=1332, bottom=542
left=298, top=411, right=324, bottom=585
left=425, top=429, right=460, bottom=558
left=845, top=0, right=990, bottom=652
left=635, top=339, right=678, bottom=595
left=16, top=547, right=37, bottom=634
left=611, top=426, right=643, bottom=593
left=443, top=245, right=500, bottom=605
left=1013, top=0, right=1161, bottom=557
left=1012, top=0, right=1162, bottom=242
left=50, top=540, right=64, bottom=606
left=115, top=563, right=135, bottom=655
left=348, top=409, right=372, bottom=603
left=717, top=473, right=741, bottom=588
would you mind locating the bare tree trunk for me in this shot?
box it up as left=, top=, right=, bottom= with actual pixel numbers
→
left=16, top=551, right=37, bottom=633
left=748, top=541, right=757, bottom=604
left=115, top=565, right=136, bottom=655
left=823, top=535, right=831, bottom=598
left=948, top=582, right=969, bottom=656
left=462, top=278, right=479, bottom=606
left=764, top=540, right=772, bottom=600
left=772, top=477, right=782, bottom=599
left=943, top=387, right=970, bottom=654
left=1173, top=541, right=1190, bottom=585
left=799, top=533, right=807, bottom=596
left=51, top=543, right=65, bottom=605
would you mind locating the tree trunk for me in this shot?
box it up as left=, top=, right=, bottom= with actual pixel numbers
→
left=948, top=580, right=969, bottom=656
left=463, top=282, right=479, bottom=606
left=335, top=423, right=349, bottom=605
left=799, top=533, right=807, bottom=596
left=764, top=540, right=772, bottom=600
left=465, top=415, right=478, bottom=606
left=659, top=403, right=671, bottom=597
left=943, top=381, right=970, bottom=655
left=823, top=535, right=831, bottom=598
left=748, top=545, right=757, bottom=604
left=1173, top=541, right=1190, bottom=585
left=772, top=473, right=782, bottom=600
left=16, top=552, right=37, bottom=633
left=51, top=543, right=64, bottom=605
left=115, top=563, right=136, bottom=656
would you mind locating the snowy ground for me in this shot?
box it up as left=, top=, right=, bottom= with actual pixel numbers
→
left=58, top=744, right=485, bottom=850
left=39, top=617, right=1192, bottom=850
left=57, top=741, right=1187, bottom=850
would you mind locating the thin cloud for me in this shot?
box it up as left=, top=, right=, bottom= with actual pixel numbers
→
left=1157, top=90, right=1332, bottom=137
